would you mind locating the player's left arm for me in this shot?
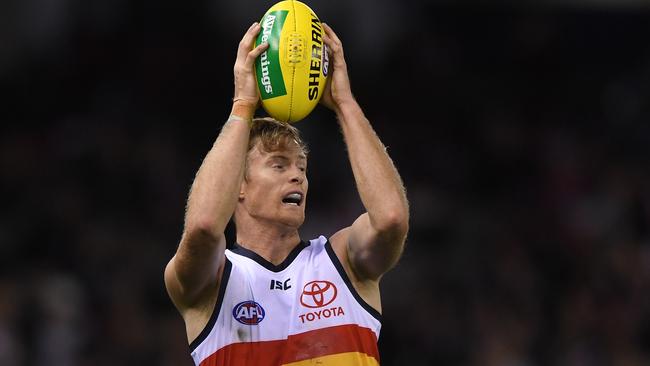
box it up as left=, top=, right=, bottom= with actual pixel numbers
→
left=322, top=23, right=409, bottom=282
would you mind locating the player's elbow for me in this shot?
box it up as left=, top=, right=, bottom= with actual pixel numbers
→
left=376, top=207, right=409, bottom=239
left=183, top=217, right=221, bottom=246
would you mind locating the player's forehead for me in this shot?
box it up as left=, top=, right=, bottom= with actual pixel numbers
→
left=249, top=141, right=307, bottom=162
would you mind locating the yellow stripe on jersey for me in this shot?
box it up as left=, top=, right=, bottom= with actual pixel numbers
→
left=283, top=352, right=379, bottom=366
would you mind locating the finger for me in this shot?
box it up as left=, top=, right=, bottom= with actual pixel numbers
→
left=322, top=23, right=342, bottom=46
left=322, top=32, right=342, bottom=58
left=322, top=32, right=332, bottom=49
left=237, top=22, right=262, bottom=60
left=238, top=22, right=261, bottom=53
left=244, top=42, right=269, bottom=69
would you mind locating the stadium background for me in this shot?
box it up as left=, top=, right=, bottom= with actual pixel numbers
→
left=1, top=0, right=650, bottom=364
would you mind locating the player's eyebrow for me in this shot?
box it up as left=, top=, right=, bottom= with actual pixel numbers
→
left=267, top=155, right=290, bottom=162
left=267, top=153, right=306, bottom=162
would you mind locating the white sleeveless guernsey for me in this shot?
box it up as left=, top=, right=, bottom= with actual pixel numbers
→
left=189, top=236, right=382, bottom=366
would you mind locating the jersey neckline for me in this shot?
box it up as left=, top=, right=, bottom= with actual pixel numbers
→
left=230, top=240, right=309, bottom=273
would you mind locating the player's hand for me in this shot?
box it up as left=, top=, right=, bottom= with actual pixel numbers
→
left=320, top=23, right=356, bottom=113
left=233, top=23, right=269, bottom=111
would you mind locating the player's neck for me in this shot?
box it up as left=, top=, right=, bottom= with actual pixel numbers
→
left=235, top=221, right=302, bottom=266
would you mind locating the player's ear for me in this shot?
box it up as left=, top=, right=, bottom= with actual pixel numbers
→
left=239, top=180, right=246, bottom=201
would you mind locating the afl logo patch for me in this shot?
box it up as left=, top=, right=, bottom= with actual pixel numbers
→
left=300, top=280, right=337, bottom=308
left=232, top=301, right=266, bottom=325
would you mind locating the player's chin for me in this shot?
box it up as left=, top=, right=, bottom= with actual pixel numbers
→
left=278, top=210, right=305, bottom=228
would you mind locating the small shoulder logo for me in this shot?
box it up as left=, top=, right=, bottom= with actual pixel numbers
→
left=300, top=280, right=337, bottom=308
left=232, top=301, right=265, bottom=325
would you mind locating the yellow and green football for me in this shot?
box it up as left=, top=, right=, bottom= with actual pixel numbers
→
left=254, top=0, right=329, bottom=123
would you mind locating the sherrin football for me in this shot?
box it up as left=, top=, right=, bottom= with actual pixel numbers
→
left=254, top=0, right=329, bottom=123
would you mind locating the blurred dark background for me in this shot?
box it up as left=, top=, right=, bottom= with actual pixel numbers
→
left=2, top=0, right=650, bottom=365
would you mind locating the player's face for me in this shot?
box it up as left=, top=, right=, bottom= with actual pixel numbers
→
left=240, top=141, right=308, bottom=228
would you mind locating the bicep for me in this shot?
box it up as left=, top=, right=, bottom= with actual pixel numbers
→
left=165, top=231, right=226, bottom=310
left=346, top=213, right=407, bottom=281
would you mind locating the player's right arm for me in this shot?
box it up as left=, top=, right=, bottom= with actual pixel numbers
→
left=164, top=23, right=268, bottom=315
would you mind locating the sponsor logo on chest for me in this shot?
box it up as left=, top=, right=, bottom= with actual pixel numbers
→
left=298, top=280, right=345, bottom=324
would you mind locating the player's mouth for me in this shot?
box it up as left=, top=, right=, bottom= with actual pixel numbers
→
left=281, top=192, right=303, bottom=207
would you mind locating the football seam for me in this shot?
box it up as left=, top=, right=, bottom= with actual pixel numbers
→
left=288, top=0, right=296, bottom=122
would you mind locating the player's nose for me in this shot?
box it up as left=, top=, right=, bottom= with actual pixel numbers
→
left=289, top=167, right=305, bottom=184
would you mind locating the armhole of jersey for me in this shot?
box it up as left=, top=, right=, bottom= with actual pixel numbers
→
left=189, top=258, right=233, bottom=352
left=324, top=240, right=383, bottom=323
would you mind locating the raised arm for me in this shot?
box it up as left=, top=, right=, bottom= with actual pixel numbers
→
left=322, top=23, right=409, bottom=282
left=164, top=23, right=268, bottom=311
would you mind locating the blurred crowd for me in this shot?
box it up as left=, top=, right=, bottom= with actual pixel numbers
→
left=1, top=0, right=650, bottom=365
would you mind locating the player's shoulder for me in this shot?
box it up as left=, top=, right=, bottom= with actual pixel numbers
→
left=306, top=231, right=350, bottom=254
left=325, top=227, right=352, bottom=264
left=328, top=227, right=350, bottom=250
left=307, top=234, right=328, bottom=248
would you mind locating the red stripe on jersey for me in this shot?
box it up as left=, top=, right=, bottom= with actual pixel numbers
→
left=198, top=324, right=379, bottom=366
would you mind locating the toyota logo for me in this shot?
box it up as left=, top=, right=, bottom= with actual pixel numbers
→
left=300, top=280, right=337, bottom=308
